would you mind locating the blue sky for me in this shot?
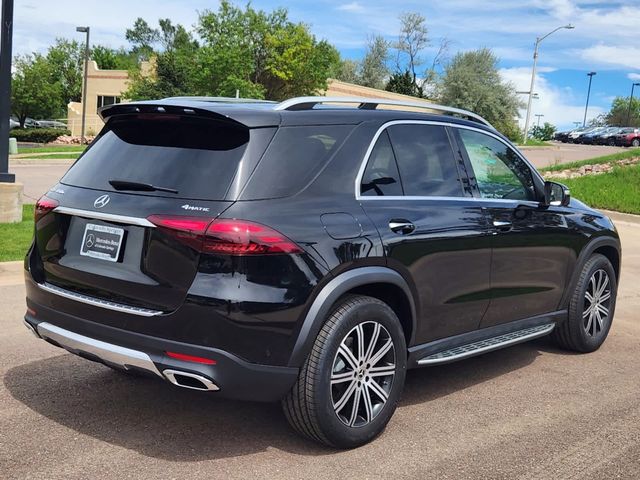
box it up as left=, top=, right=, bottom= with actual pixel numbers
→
left=12, top=0, right=640, bottom=129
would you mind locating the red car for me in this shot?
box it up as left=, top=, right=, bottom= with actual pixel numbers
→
left=614, top=127, right=640, bottom=147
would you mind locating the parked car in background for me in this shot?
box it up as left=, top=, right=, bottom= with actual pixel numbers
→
left=36, top=120, right=68, bottom=129
left=24, top=96, right=622, bottom=448
left=11, top=116, right=40, bottom=128
left=614, top=127, right=640, bottom=147
left=567, top=127, right=591, bottom=143
left=9, top=119, right=19, bottom=130
left=576, top=127, right=607, bottom=144
left=594, top=127, right=622, bottom=146
left=554, top=130, right=571, bottom=142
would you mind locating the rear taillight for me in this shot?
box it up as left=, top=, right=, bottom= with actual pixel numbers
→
left=34, top=195, right=59, bottom=223
left=147, top=216, right=303, bottom=255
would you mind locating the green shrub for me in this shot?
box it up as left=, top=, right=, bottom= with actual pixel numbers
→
left=10, top=128, right=71, bottom=143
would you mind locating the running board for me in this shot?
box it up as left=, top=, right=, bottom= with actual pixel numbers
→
left=417, top=323, right=555, bottom=366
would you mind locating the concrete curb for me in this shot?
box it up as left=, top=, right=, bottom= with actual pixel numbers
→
left=602, top=210, right=640, bottom=226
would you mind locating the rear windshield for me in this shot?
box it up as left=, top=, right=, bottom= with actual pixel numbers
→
left=61, top=115, right=251, bottom=200
left=241, top=125, right=353, bottom=199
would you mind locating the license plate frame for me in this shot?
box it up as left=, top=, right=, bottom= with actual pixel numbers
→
left=79, top=223, right=125, bottom=262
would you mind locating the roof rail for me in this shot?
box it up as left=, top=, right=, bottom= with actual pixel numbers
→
left=274, top=96, right=494, bottom=129
left=164, top=96, right=277, bottom=104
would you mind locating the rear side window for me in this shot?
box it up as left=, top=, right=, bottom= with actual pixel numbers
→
left=360, top=131, right=403, bottom=196
left=61, top=115, right=251, bottom=200
left=386, top=124, right=463, bottom=197
left=241, top=125, right=352, bottom=199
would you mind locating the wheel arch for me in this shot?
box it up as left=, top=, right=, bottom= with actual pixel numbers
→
left=559, top=235, right=621, bottom=309
left=287, top=267, right=417, bottom=367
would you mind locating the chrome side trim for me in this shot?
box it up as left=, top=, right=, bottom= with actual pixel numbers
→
left=38, top=282, right=164, bottom=317
left=417, top=323, right=555, bottom=366
left=53, top=206, right=156, bottom=228
left=36, top=322, right=163, bottom=377
left=354, top=120, right=545, bottom=201
left=274, top=96, right=494, bottom=128
left=163, top=369, right=220, bottom=392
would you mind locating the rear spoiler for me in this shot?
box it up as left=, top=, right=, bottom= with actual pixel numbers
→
left=99, top=101, right=280, bottom=128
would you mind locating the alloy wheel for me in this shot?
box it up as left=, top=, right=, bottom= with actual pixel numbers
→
left=583, top=269, right=611, bottom=337
left=330, top=321, right=396, bottom=427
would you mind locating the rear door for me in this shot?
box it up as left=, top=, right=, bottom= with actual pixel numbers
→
left=359, top=121, right=492, bottom=344
left=452, top=126, right=574, bottom=327
left=34, top=113, right=274, bottom=314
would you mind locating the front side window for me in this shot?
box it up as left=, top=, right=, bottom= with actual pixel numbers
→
left=360, top=131, right=403, bottom=196
left=386, top=124, right=463, bottom=197
left=457, top=129, right=535, bottom=201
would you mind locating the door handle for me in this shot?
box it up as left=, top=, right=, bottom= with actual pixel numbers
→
left=389, top=220, right=415, bottom=235
left=492, top=220, right=512, bottom=231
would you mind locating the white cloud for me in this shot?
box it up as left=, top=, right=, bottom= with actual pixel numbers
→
left=628, top=73, right=640, bottom=81
left=580, top=45, right=640, bottom=70
left=500, top=66, right=604, bottom=130
left=337, top=2, right=366, bottom=13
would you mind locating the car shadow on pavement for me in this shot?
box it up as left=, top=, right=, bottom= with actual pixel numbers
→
left=5, top=337, right=554, bottom=460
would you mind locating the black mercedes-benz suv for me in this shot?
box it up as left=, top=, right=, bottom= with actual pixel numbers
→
left=24, top=96, right=621, bottom=448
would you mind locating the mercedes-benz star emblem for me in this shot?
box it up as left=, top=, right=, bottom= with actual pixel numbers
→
left=94, top=194, right=110, bottom=209
left=85, top=234, right=95, bottom=248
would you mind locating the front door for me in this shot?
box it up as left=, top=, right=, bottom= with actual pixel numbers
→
left=358, top=121, right=492, bottom=344
left=453, top=126, right=574, bottom=328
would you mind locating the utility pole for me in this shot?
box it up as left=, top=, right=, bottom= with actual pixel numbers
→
left=522, top=24, right=574, bottom=144
left=626, top=82, right=640, bottom=126
left=535, top=114, right=544, bottom=127
left=0, top=0, right=15, bottom=183
left=583, top=71, right=596, bottom=127
left=76, top=26, right=90, bottom=144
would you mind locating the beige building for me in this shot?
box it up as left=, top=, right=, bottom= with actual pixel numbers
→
left=68, top=70, right=424, bottom=135
left=67, top=61, right=129, bottom=136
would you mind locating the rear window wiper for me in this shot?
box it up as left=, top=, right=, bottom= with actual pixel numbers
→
left=108, top=179, right=179, bottom=194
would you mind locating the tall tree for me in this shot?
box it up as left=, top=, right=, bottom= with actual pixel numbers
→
left=91, top=46, right=137, bottom=70
left=125, top=18, right=159, bottom=61
left=11, top=55, right=63, bottom=125
left=388, top=12, right=448, bottom=97
left=605, top=96, right=640, bottom=127
left=360, top=35, right=389, bottom=89
left=334, top=59, right=361, bottom=84
left=46, top=38, right=84, bottom=105
left=439, top=48, right=522, bottom=141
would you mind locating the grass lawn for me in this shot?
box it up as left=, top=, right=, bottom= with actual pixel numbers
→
left=541, top=148, right=640, bottom=172
left=14, top=153, right=80, bottom=160
left=0, top=205, right=34, bottom=262
left=17, top=145, right=86, bottom=154
left=517, top=139, right=552, bottom=147
left=562, top=164, right=640, bottom=215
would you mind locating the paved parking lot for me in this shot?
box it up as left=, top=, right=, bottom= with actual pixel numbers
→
left=1, top=215, right=639, bottom=479
left=520, top=142, right=626, bottom=169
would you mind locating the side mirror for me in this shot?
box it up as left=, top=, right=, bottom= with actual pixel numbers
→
left=543, top=181, right=570, bottom=207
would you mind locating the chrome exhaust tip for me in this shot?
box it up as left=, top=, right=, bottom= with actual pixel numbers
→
left=163, top=369, right=219, bottom=392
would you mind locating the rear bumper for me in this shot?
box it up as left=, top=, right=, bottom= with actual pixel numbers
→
left=24, top=304, right=298, bottom=402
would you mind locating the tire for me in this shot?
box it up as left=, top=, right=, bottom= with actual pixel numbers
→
left=282, top=295, right=407, bottom=448
left=632, top=138, right=640, bottom=147
left=553, top=254, right=617, bottom=353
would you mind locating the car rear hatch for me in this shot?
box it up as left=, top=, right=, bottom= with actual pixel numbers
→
left=31, top=105, right=276, bottom=314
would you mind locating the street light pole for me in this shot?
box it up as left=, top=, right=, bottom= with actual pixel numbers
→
left=0, top=0, right=15, bottom=183
left=626, top=82, right=640, bottom=126
left=76, top=26, right=90, bottom=145
left=523, top=24, right=574, bottom=144
left=583, top=71, right=596, bottom=127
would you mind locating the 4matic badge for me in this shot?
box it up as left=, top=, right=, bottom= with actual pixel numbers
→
left=181, top=204, right=210, bottom=212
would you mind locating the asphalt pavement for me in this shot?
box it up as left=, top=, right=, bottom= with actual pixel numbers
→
left=1, top=215, right=639, bottom=479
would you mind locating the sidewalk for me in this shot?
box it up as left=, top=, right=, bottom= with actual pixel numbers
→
left=0, top=261, right=23, bottom=286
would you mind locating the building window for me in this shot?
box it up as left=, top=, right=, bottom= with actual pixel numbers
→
left=97, top=95, right=121, bottom=109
